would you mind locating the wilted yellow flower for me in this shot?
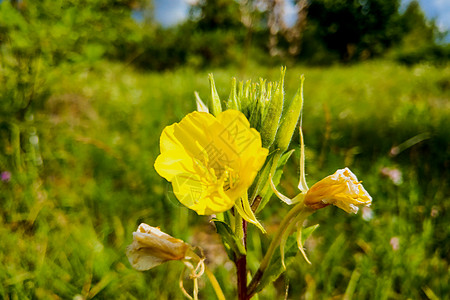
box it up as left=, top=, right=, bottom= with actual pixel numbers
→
left=269, top=129, right=373, bottom=265
left=154, top=110, right=268, bottom=215
left=304, top=167, right=372, bottom=213
left=127, top=223, right=189, bottom=271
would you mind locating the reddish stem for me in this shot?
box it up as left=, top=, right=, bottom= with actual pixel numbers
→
left=236, top=220, right=248, bottom=300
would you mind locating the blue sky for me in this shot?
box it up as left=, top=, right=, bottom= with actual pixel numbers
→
left=154, top=0, right=450, bottom=36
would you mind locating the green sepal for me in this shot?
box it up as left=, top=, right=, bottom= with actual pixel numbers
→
left=248, top=151, right=278, bottom=210
left=300, top=224, right=319, bottom=244
left=208, top=74, right=222, bottom=116
left=226, top=77, right=240, bottom=110
left=254, top=224, right=319, bottom=294
left=239, top=80, right=252, bottom=118
left=211, top=219, right=246, bottom=261
left=256, top=149, right=295, bottom=213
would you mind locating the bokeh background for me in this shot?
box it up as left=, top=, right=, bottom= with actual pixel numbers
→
left=0, top=0, right=448, bottom=299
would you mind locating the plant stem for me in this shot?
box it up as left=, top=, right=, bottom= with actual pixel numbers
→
left=236, top=219, right=248, bottom=300
left=247, top=202, right=306, bottom=298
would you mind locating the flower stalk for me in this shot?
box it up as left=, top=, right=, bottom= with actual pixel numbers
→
left=247, top=201, right=313, bottom=298
left=235, top=219, right=248, bottom=300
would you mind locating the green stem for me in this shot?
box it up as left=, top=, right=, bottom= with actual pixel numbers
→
left=235, top=219, right=248, bottom=300
left=247, top=201, right=306, bottom=298
left=235, top=211, right=244, bottom=240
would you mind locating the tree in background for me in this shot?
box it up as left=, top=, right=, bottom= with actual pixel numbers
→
left=186, top=0, right=247, bottom=67
left=2, top=0, right=446, bottom=73
left=0, top=0, right=143, bottom=117
left=302, top=0, right=403, bottom=62
left=392, top=0, right=449, bottom=65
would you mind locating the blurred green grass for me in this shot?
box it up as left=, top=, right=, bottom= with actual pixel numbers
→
left=0, top=61, right=449, bottom=299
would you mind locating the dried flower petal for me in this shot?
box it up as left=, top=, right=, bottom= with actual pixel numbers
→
left=127, top=223, right=189, bottom=271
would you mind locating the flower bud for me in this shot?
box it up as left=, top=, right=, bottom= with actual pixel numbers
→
left=208, top=74, right=222, bottom=116
left=260, top=67, right=285, bottom=148
left=226, top=77, right=240, bottom=110
left=304, top=168, right=372, bottom=213
left=275, top=75, right=305, bottom=152
left=126, top=223, right=189, bottom=271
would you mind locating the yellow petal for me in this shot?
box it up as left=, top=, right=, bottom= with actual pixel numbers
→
left=216, top=110, right=267, bottom=169
left=217, top=110, right=269, bottom=198
left=171, top=173, right=234, bottom=215
left=154, top=110, right=268, bottom=215
left=304, top=168, right=372, bottom=213
left=154, top=149, right=195, bottom=182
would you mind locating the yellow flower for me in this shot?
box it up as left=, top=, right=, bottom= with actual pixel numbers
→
left=270, top=129, right=373, bottom=265
left=304, top=167, right=372, bottom=213
left=126, top=223, right=189, bottom=271
left=154, top=110, right=268, bottom=215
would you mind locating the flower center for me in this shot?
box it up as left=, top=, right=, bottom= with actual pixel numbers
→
left=193, top=153, right=240, bottom=192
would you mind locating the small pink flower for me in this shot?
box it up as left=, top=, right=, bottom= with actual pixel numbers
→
left=1, top=171, right=11, bottom=182
left=390, top=237, right=400, bottom=251
left=362, top=207, right=374, bottom=221
left=380, top=167, right=403, bottom=185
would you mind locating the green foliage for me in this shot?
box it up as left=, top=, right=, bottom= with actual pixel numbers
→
left=212, top=219, right=246, bottom=261
left=390, top=0, right=450, bottom=65
left=1, top=61, right=448, bottom=299
left=2, top=0, right=445, bottom=72
left=304, top=0, right=400, bottom=61
left=0, top=0, right=140, bottom=64
left=0, top=1, right=446, bottom=297
left=255, top=225, right=319, bottom=294
left=190, top=0, right=243, bottom=31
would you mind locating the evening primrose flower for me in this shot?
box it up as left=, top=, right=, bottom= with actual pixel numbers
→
left=270, top=128, right=372, bottom=265
left=271, top=129, right=372, bottom=213
left=304, top=167, right=372, bottom=213
left=154, top=110, right=268, bottom=216
left=126, top=223, right=190, bottom=271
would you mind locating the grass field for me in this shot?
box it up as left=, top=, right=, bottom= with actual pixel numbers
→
left=0, top=61, right=449, bottom=299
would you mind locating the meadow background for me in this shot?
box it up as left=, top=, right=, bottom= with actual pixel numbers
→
left=0, top=0, right=449, bottom=299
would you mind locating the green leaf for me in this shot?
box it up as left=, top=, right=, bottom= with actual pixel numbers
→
left=211, top=219, right=246, bottom=261
left=254, top=235, right=297, bottom=294
left=300, top=224, right=319, bottom=245
left=254, top=224, right=319, bottom=294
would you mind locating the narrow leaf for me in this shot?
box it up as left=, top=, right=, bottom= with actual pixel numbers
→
left=211, top=219, right=246, bottom=261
